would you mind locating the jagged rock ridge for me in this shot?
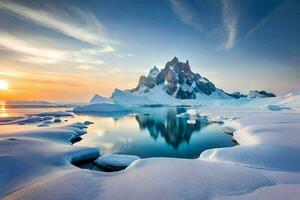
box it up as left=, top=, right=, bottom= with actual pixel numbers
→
left=127, top=57, right=229, bottom=99
left=248, top=90, right=276, bottom=98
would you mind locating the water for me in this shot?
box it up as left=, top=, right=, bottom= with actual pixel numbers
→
left=74, top=107, right=236, bottom=159
left=0, top=104, right=236, bottom=159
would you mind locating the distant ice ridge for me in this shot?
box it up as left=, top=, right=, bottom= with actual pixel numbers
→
left=73, top=89, right=157, bottom=113
left=73, top=102, right=128, bottom=113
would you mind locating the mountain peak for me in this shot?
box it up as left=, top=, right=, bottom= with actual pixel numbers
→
left=127, top=58, right=232, bottom=99
left=171, top=56, right=179, bottom=63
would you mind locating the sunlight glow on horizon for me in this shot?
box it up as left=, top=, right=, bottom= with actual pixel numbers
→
left=0, top=80, right=9, bottom=90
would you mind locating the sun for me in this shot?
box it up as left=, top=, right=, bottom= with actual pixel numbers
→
left=0, top=80, right=9, bottom=90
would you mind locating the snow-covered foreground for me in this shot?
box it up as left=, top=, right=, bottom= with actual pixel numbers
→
left=1, top=93, right=300, bottom=199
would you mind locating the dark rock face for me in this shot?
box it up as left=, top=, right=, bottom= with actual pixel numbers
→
left=151, top=57, right=219, bottom=99
left=256, top=91, right=276, bottom=97
left=227, top=92, right=247, bottom=99
left=127, top=66, right=159, bottom=93
left=248, top=90, right=276, bottom=98
left=127, top=57, right=224, bottom=99
left=175, top=88, right=196, bottom=99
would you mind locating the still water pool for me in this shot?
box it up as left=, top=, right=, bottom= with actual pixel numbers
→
left=74, top=106, right=236, bottom=159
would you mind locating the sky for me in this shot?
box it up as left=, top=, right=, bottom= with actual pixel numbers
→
left=0, top=0, right=299, bottom=102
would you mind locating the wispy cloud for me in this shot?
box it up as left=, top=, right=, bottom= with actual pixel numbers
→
left=0, top=70, right=27, bottom=77
left=77, top=65, right=93, bottom=70
left=100, top=45, right=115, bottom=53
left=169, top=0, right=203, bottom=31
left=0, top=32, right=66, bottom=64
left=221, top=0, right=239, bottom=50
left=170, top=0, right=240, bottom=50
left=0, top=1, right=112, bottom=45
left=0, top=32, right=105, bottom=66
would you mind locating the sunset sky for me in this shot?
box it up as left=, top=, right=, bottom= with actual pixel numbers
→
left=0, top=0, right=299, bottom=102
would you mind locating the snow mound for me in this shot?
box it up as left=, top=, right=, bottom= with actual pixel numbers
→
left=219, top=184, right=300, bottom=200
left=99, top=158, right=273, bottom=200
left=90, top=94, right=113, bottom=104
left=112, top=89, right=156, bottom=106
left=200, top=145, right=300, bottom=172
left=95, top=154, right=140, bottom=170
left=73, top=102, right=129, bottom=113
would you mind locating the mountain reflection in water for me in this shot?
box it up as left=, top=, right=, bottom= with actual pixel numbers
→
left=135, top=107, right=204, bottom=149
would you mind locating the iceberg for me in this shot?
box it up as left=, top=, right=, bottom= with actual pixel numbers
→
left=89, top=94, right=113, bottom=104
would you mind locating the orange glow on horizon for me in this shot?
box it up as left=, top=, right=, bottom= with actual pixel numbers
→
left=0, top=67, right=140, bottom=102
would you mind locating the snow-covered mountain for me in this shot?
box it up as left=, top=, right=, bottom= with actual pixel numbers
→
left=127, top=57, right=232, bottom=100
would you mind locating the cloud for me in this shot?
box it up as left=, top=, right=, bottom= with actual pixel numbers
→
left=0, top=32, right=105, bottom=66
left=77, top=65, right=93, bottom=70
left=221, top=0, right=239, bottom=50
left=170, top=0, right=239, bottom=50
left=0, top=32, right=66, bottom=64
left=0, top=1, right=112, bottom=45
left=169, top=0, right=203, bottom=31
left=100, top=45, right=115, bottom=53
left=0, top=70, right=27, bottom=77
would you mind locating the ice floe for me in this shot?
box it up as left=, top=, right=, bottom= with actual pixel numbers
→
left=95, top=154, right=140, bottom=170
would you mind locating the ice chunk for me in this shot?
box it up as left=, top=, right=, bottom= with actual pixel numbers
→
left=222, top=126, right=235, bottom=135
left=53, top=118, right=62, bottom=123
left=84, top=121, right=94, bottom=125
left=95, top=154, right=140, bottom=170
left=266, top=105, right=291, bottom=111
